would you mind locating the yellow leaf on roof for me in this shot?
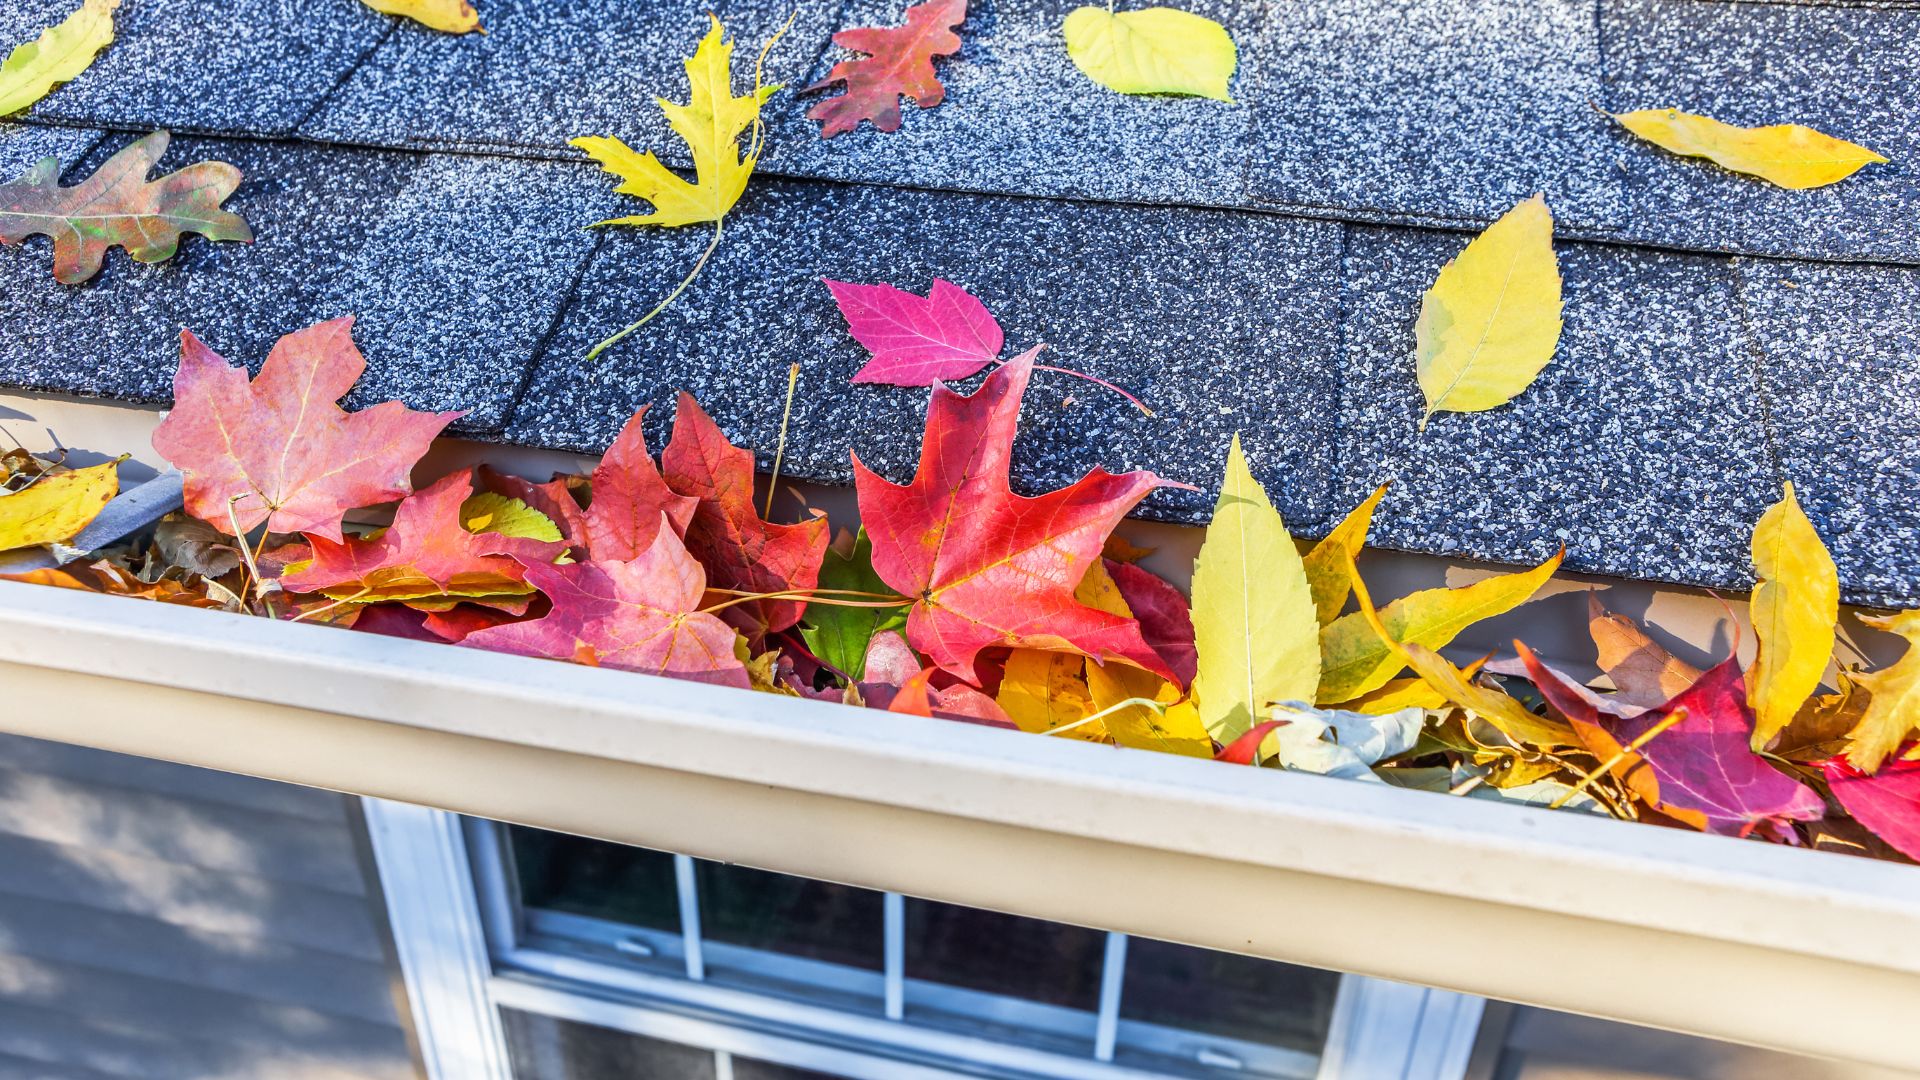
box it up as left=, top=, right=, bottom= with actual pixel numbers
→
left=1748, top=482, right=1839, bottom=749
left=1414, top=195, right=1563, bottom=430
left=0, top=0, right=119, bottom=119
left=0, top=459, right=118, bottom=553
left=1062, top=6, right=1236, bottom=102
left=1612, top=108, right=1886, bottom=190
left=359, top=0, right=480, bottom=34
left=1845, top=610, right=1920, bottom=773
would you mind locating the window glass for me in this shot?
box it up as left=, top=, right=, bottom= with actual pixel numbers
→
left=1120, top=937, right=1340, bottom=1054
left=509, top=826, right=679, bottom=931
left=905, top=898, right=1105, bottom=1011
left=696, top=862, right=883, bottom=971
left=731, top=1058, right=851, bottom=1080
left=501, top=1008, right=715, bottom=1080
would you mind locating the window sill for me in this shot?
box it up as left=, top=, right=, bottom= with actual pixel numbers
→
left=1, top=581, right=1915, bottom=1071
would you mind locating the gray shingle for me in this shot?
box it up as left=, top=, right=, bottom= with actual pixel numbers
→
left=1243, top=0, right=1624, bottom=233
left=1335, top=227, right=1778, bottom=591
left=506, top=179, right=1346, bottom=525
left=1600, top=0, right=1919, bottom=263
left=1740, top=257, right=1920, bottom=610
left=0, top=123, right=99, bottom=177
left=9, top=0, right=392, bottom=138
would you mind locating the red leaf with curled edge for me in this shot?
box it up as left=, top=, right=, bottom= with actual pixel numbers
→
left=583, top=405, right=698, bottom=560
left=1823, top=752, right=1920, bottom=861
left=825, top=277, right=1003, bottom=386
left=152, top=318, right=459, bottom=542
left=1518, top=643, right=1824, bottom=835
left=661, top=393, right=828, bottom=642
left=880, top=660, right=1016, bottom=729
left=1107, top=558, right=1198, bottom=688
left=854, top=353, right=1187, bottom=685
left=280, top=471, right=566, bottom=608
left=1217, top=720, right=1284, bottom=765
left=462, top=521, right=749, bottom=688
left=807, top=0, right=966, bottom=137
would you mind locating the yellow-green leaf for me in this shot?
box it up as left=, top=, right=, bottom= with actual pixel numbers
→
left=1318, top=551, right=1563, bottom=704
left=1748, top=482, right=1839, bottom=749
left=0, top=460, right=118, bottom=552
left=1303, top=483, right=1386, bottom=625
left=1190, top=435, right=1318, bottom=743
left=0, top=0, right=119, bottom=119
left=1845, top=610, right=1920, bottom=773
left=1062, top=6, right=1235, bottom=102
left=1612, top=108, right=1886, bottom=190
left=358, top=0, right=480, bottom=34
left=1414, top=194, right=1563, bottom=430
left=572, top=15, right=778, bottom=229
left=461, top=492, right=562, bottom=543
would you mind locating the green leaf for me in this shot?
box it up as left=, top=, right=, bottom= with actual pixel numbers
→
left=1062, top=6, right=1235, bottom=102
left=0, top=0, right=119, bottom=119
left=461, top=492, right=563, bottom=544
left=1190, top=435, right=1319, bottom=743
left=801, top=528, right=906, bottom=682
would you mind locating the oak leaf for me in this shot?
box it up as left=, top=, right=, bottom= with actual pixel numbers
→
left=0, top=559, right=231, bottom=608
left=0, top=0, right=119, bottom=118
left=1844, top=609, right=1920, bottom=772
left=1612, top=109, right=1886, bottom=190
left=1822, top=754, right=1920, bottom=862
left=0, top=459, right=118, bottom=552
left=1748, top=482, right=1839, bottom=748
left=825, top=277, right=1002, bottom=385
left=359, top=0, right=480, bottom=34
left=853, top=352, right=1181, bottom=684
left=0, top=130, right=251, bottom=284
left=1062, top=6, right=1235, bottom=101
left=808, top=0, right=965, bottom=138
left=151, top=318, right=460, bottom=542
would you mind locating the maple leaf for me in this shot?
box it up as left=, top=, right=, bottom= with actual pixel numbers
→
left=358, top=0, right=481, bottom=34
left=1062, top=6, right=1236, bottom=101
left=0, top=459, right=118, bottom=552
left=278, top=471, right=566, bottom=610
left=1822, top=753, right=1920, bottom=862
left=582, top=405, right=698, bottom=562
left=477, top=466, right=589, bottom=548
left=824, top=277, right=1003, bottom=385
left=854, top=352, right=1183, bottom=685
left=1519, top=644, right=1824, bottom=835
left=0, top=130, right=252, bottom=285
left=151, top=318, right=460, bottom=542
left=1611, top=109, right=1887, bottom=190
left=661, top=393, right=828, bottom=642
left=808, top=0, right=966, bottom=138
left=463, top=521, right=748, bottom=688
left=1106, top=559, right=1196, bottom=687
left=0, top=0, right=119, bottom=118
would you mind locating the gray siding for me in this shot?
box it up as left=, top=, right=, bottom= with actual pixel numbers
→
left=0, top=733, right=419, bottom=1080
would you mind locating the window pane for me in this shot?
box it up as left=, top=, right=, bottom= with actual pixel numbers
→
left=501, top=1008, right=715, bottom=1080
left=696, top=862, right=883, bottom=971
left=509, top=825, right=679, bottom=931
left=731, top=1058, right=852, bottom=1080
left=905, top=899, right=1105, bottom=1011
left=1120, top=937, right=1339, bottom=1054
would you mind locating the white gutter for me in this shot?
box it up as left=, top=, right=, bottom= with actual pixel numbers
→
left=1, top=582, right=1917, bottom=1071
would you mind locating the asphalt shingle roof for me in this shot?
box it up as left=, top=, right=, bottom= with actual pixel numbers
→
left=1, top=0, right=1915, bottom=608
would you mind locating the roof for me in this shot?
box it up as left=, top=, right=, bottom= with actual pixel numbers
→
left=1, top=0, right=1915, bottom=608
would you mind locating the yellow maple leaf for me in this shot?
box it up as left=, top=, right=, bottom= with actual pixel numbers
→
left=1748, top=482, right=1839, bottom=749
left=997, top=648, right=1105, bottom=741
left=1845, top=610, right=1920, bottom=773
left=0, top=459, right=118, bottom=553
left=1612, top=108, right=1886, bottom=190
left=358, top=0, right=480, bottom=35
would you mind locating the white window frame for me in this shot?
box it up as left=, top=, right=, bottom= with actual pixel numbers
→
left=365, top=799, right=1486, bottom=1080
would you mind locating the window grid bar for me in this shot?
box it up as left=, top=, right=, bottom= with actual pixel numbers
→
left=1093, top=932, right=1128, bottom=1062
left=675, top=853, right=706, bottom=981
left=884, top=891, right=906, bottom=1021
left=715, top=1049, right=736, bottom=1080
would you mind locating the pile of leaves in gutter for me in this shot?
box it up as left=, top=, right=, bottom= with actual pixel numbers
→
left=2, top=317, right=1916, bottom=868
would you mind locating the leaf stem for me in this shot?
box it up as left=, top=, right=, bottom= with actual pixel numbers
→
left=1548, top=707, right=1687, bottom=810
left=765, top=362, right=801, bottom=519
left=701, top=587, right=910, bottom=616
left=587, top=218, right=724, bottom=361
left=225, top=494, right=276, bottom=619
left=1043, top=696, right=1168, bottom=738
left=289, top=586, right=373, bottom=624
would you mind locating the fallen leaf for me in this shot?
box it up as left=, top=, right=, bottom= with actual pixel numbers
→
left=1074, top=559, right=1208, bottom=756
left=1612, top=108, right=1886, bottom=190
left=0, top=459, right=118, bottom=552
left=1588, top=592, right=1699, bottom=709
left=1822, top=755, right=1920, bottom=862
left=1191, top=435, right=1318, bottom=742
left=0, top=559, right=232, bottom=608
left=1844, top=609, right=1920, bottom=772
left=583, top=405, right=698, bottom=561
left=152, top=516, right=242, bottom=579
left=998, top=648, right=1104, bottom=741
left=1264, top=702, right=1425, bottom=782
left=1216, top=719, right=1284, bottom=765
left=0, top=130, right=252, bottom=284
left=1521, top=644, right=1824, bottom=835
left=1317, top=550, right=1563, bottom=704
left=825, top=277, right=1002, bottom=385
left=1062, top=6, right=1235, bottom=101
left=477, top=466, right=589, bottom=547
left=359, top=0, right=480, bottom=34
left=1414, top=194, right=1562, bottom=430
left=151, top=318, right=460, bottom=542
left=1302, top=483, right=1386, bottom=625
left=573, top=15, right=777, bottom=227
left=807, top=0, right=966, bottom=137
left=1101, top=534, right=1155, bottom=563
left=854, top=353, right=1180, bottom=684
left=801, top=528, right=907, bottom=682
left=1748, top=482, right=1839, bottom=749
left=1773, top=675, right=1867, bottom=763
left=462, top=520, right=748, bottom=688
left=1105, top=559, right=1197, bottom=687
left=460, top=491, right=561, bottom=543
left=0, top=0, right=119, bottom=118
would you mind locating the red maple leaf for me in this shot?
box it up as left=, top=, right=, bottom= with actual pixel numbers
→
left=152, top=318, right=459, bottom=542
left=661, top=393, right=828, bottom=641
left=853, top=354, right=1184, bottom=685
left=583, top=405, right=698, bottom=561
left=1823, top=752, right=1920, bottom=862
left=1520, top=644, right=1825, bottom=835
left=278, top=471, right=565, bottom=609
left=807, top=0, right=967, bottom=138
left=462, top=523, right=749, bottom=688
left=824, top=277, right=1002, bottom=385
left=1106, top=559, right=1198, bottom=688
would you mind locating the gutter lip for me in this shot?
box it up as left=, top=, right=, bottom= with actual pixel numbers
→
left=1, top=580, right=1915, bottom=977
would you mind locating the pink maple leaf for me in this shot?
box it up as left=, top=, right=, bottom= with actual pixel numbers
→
left=825, top=277, right=1003, bottom=385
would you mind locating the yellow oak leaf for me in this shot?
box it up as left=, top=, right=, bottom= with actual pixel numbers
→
left=1845, top=610, right=1920, bottom=773
left=1317, top=550, right=1563, bottom=704
left=1612, top=109, right=1886, bottom=190
left=1062, top=6, right=1236, bottom=102
left=0, top=459, right=118, bottom=552
left=0, top=0, right=118, bottom=119
left=358, top=0, right=480, bottom=34
left=1190, top=435, right=1319, bottom=743
left=1414, top=194, right=1563, bottom=430
left=1748, top=482, right=1839, bottom=749
left=572, top=15, right=778, bottom=229
left=1302, top=483, right=1386, bottom=625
